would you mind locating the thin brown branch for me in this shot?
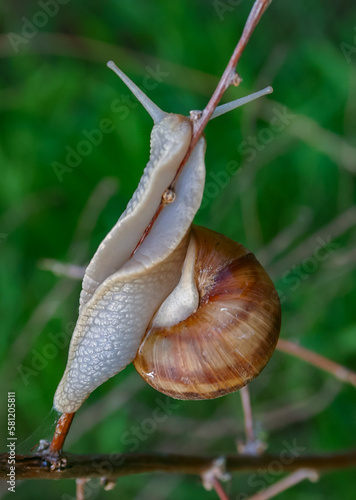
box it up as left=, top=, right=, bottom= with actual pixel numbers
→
left=132, top=0, right=271, bottom=256
left=76, top=478, right=88, bottom=500
left=238, top=387, right=267, bottom=456
left=49, top=413, right=75, bottom=455
left=1, top=449, right=355, bottom=481
left=171, top=0, right=271, bottom=187
left=247, top=469, right=319, bottom=500
left=184, top=0, right=272, bottom=158
left=38, top=259, right=86, bottom=280
left=212, top=479, right=231, bottom=500
left=277, top=339, right=356, bottom=388
left=240, top=386, right=255, bottom=445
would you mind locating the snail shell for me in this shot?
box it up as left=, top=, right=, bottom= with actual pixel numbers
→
left=53, top=63, right=280, bottom=414
left=134, top=225, right=281, bottom=400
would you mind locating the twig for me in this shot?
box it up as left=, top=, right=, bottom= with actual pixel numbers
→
left=212, top=479, right=231, bottom=500
left=181, top=0, right=272, bottom=162
left=261, top=101, right=356, bottom=175
left=237, top=386, right=266, bottom=456
left=277, top=339, right=356, bottom=388
left=268, top=204, right=356, bottom=279
left=201, top=457, right=231, bottom=497
left=247, top=469, right=319, bottom=500
left=39, top=259, right=85, bottom=280
left=76, top=478, right=88, bottom=500
left=0, top=178, right=117, bottom=387
left=1, top=449, right=355, bottom=480
left=240, top=386, right=255, bottom=445
left=132, top=0, right=272, bottom=255
left=49, top=413, right=75, bottom=455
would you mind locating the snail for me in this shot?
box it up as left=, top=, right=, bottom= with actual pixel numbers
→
left=53, top=62, right=281, bottom=416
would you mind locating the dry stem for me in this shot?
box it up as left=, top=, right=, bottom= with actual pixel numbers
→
left=247, top=469, right=319, bottom=500
left=277, top=339, right=356, bottom=387
left=1, top=449, right=355, bottom=481
left=49, top=413, right=75, bottom=455
left=132, top=0, right=272, bottom=254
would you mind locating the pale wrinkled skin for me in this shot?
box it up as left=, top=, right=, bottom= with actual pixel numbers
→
left=53, top=114, right=206, bottom=413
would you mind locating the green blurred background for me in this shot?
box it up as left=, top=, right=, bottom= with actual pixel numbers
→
left=1, top=0, right=356, bottom=498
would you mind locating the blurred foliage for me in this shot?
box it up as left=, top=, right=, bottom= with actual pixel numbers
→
left=1, top=0, right=356, bottom=498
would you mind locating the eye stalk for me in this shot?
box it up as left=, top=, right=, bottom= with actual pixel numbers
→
left=107, top=60, right=167, bottom=124
left=209, top=85, right=273, bottom=119
left=107, top=60, right=272, bottom=127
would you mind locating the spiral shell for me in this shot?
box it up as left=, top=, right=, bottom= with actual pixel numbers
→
left=133, top=225, right=281, bottom=399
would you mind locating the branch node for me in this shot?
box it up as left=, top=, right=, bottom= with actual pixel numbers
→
left=237, top=439, right=267, bottom=456
left=201, top=456, right=231, bottom=491
left=230, top=72, right=243, bottom=87
left=49, top=456, right=68, bottom=471
left=36, top=439, right=51, bottom=453
left=36, top=446, right=68, bottom=472
left=189, top=109, right=202, bottom=121
left=305, top=468, right=320, bottom=483
left=101, top=477, right=117, bottom=491
left=35, top=439, right=68, bottom=470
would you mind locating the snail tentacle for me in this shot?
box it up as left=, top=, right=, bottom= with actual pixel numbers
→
left=107, top=61, right=167, bottom=124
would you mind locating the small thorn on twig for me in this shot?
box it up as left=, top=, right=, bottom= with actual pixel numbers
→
left=36, top=439, right=51, bottom=453
left=201, top=457, right=231, bottom=491
left=189, top=110, right=202, bottom=121
left=49, top=456, right=68, bottom=471
left=237, top=438, right=267, bottom=456
left=100, top=477, right=117, bottom=491
left=230, top=72, right=243, bottom=87
left=189, top=109, right=203, bottom=136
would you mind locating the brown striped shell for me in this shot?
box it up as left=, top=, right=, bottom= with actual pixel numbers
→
left=133, top=225, right=281, bottom=399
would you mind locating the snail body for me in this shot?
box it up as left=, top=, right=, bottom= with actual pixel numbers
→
left=53, top=63, right=280, bottom=414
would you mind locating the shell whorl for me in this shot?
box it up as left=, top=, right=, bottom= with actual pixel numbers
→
left=133, top=225, right=281, bottom=400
